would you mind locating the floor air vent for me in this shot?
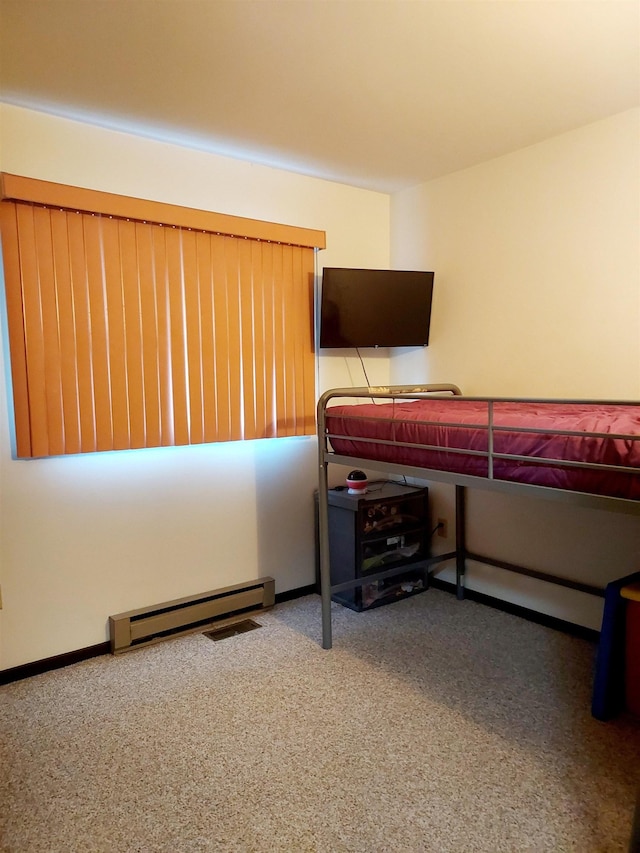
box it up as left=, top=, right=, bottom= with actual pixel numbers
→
left=109, top=577, right=275, bottom=654
left=203, top=619, right=262, bottom=642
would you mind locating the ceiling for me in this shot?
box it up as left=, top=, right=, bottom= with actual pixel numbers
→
left=1, top=0, right=638, bottom=193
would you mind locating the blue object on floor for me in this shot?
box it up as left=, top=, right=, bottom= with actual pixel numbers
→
left=592, top=571, right=640, bottom=721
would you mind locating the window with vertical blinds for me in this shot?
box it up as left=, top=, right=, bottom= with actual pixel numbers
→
left=0, top=174, right=325, bottom=458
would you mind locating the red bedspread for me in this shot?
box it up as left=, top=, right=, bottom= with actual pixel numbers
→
left=325, top=399, right=640, bottom=499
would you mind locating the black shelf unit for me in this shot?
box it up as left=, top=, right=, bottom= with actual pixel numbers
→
left=316, top=482, right=430, bottom=612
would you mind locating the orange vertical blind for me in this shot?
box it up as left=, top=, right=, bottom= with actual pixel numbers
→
left=0, top=175, right=324, bottom=458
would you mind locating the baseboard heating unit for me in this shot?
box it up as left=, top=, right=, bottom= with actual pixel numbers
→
left=109, top=577, right=275, bottom=654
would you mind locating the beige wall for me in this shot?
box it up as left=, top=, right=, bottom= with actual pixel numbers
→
left=0, top=105, right=390, bottom=668
left=1, top=103, right=638, bottom=666
left=390, top=109, right=640, bottom=628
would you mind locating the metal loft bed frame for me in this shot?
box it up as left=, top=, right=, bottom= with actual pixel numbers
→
left=317, top=384, right=640, bottom=650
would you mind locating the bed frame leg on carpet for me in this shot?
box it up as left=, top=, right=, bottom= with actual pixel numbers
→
left=455, top=485, right=466, bottom=599
left=318, top=454, right=333, bottom=650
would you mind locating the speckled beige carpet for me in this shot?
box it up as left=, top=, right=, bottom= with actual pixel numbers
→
left=1, top=590, right=639, bottom=852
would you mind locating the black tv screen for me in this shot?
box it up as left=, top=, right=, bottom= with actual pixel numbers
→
left=319, top=267, right=434, bottom=348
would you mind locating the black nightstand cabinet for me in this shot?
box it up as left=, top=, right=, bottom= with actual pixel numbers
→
left=322, top=483, right=430, bottom=612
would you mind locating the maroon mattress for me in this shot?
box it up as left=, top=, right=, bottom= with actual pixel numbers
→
left=325, top=399, right=640, bottom=500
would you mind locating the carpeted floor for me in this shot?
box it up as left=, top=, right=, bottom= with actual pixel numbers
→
left=1, top=589, right=639, bottom=852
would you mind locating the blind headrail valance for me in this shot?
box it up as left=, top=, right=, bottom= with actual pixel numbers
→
left=0, top=173, right=327, bottom=250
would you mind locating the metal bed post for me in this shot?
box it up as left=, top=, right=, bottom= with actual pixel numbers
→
left=455, top=485, right=466, bottom=599
left=317, top=393, right=333, bottom=649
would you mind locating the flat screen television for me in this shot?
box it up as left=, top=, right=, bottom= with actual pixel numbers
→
left=319, top=267, right=434, bottom=348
